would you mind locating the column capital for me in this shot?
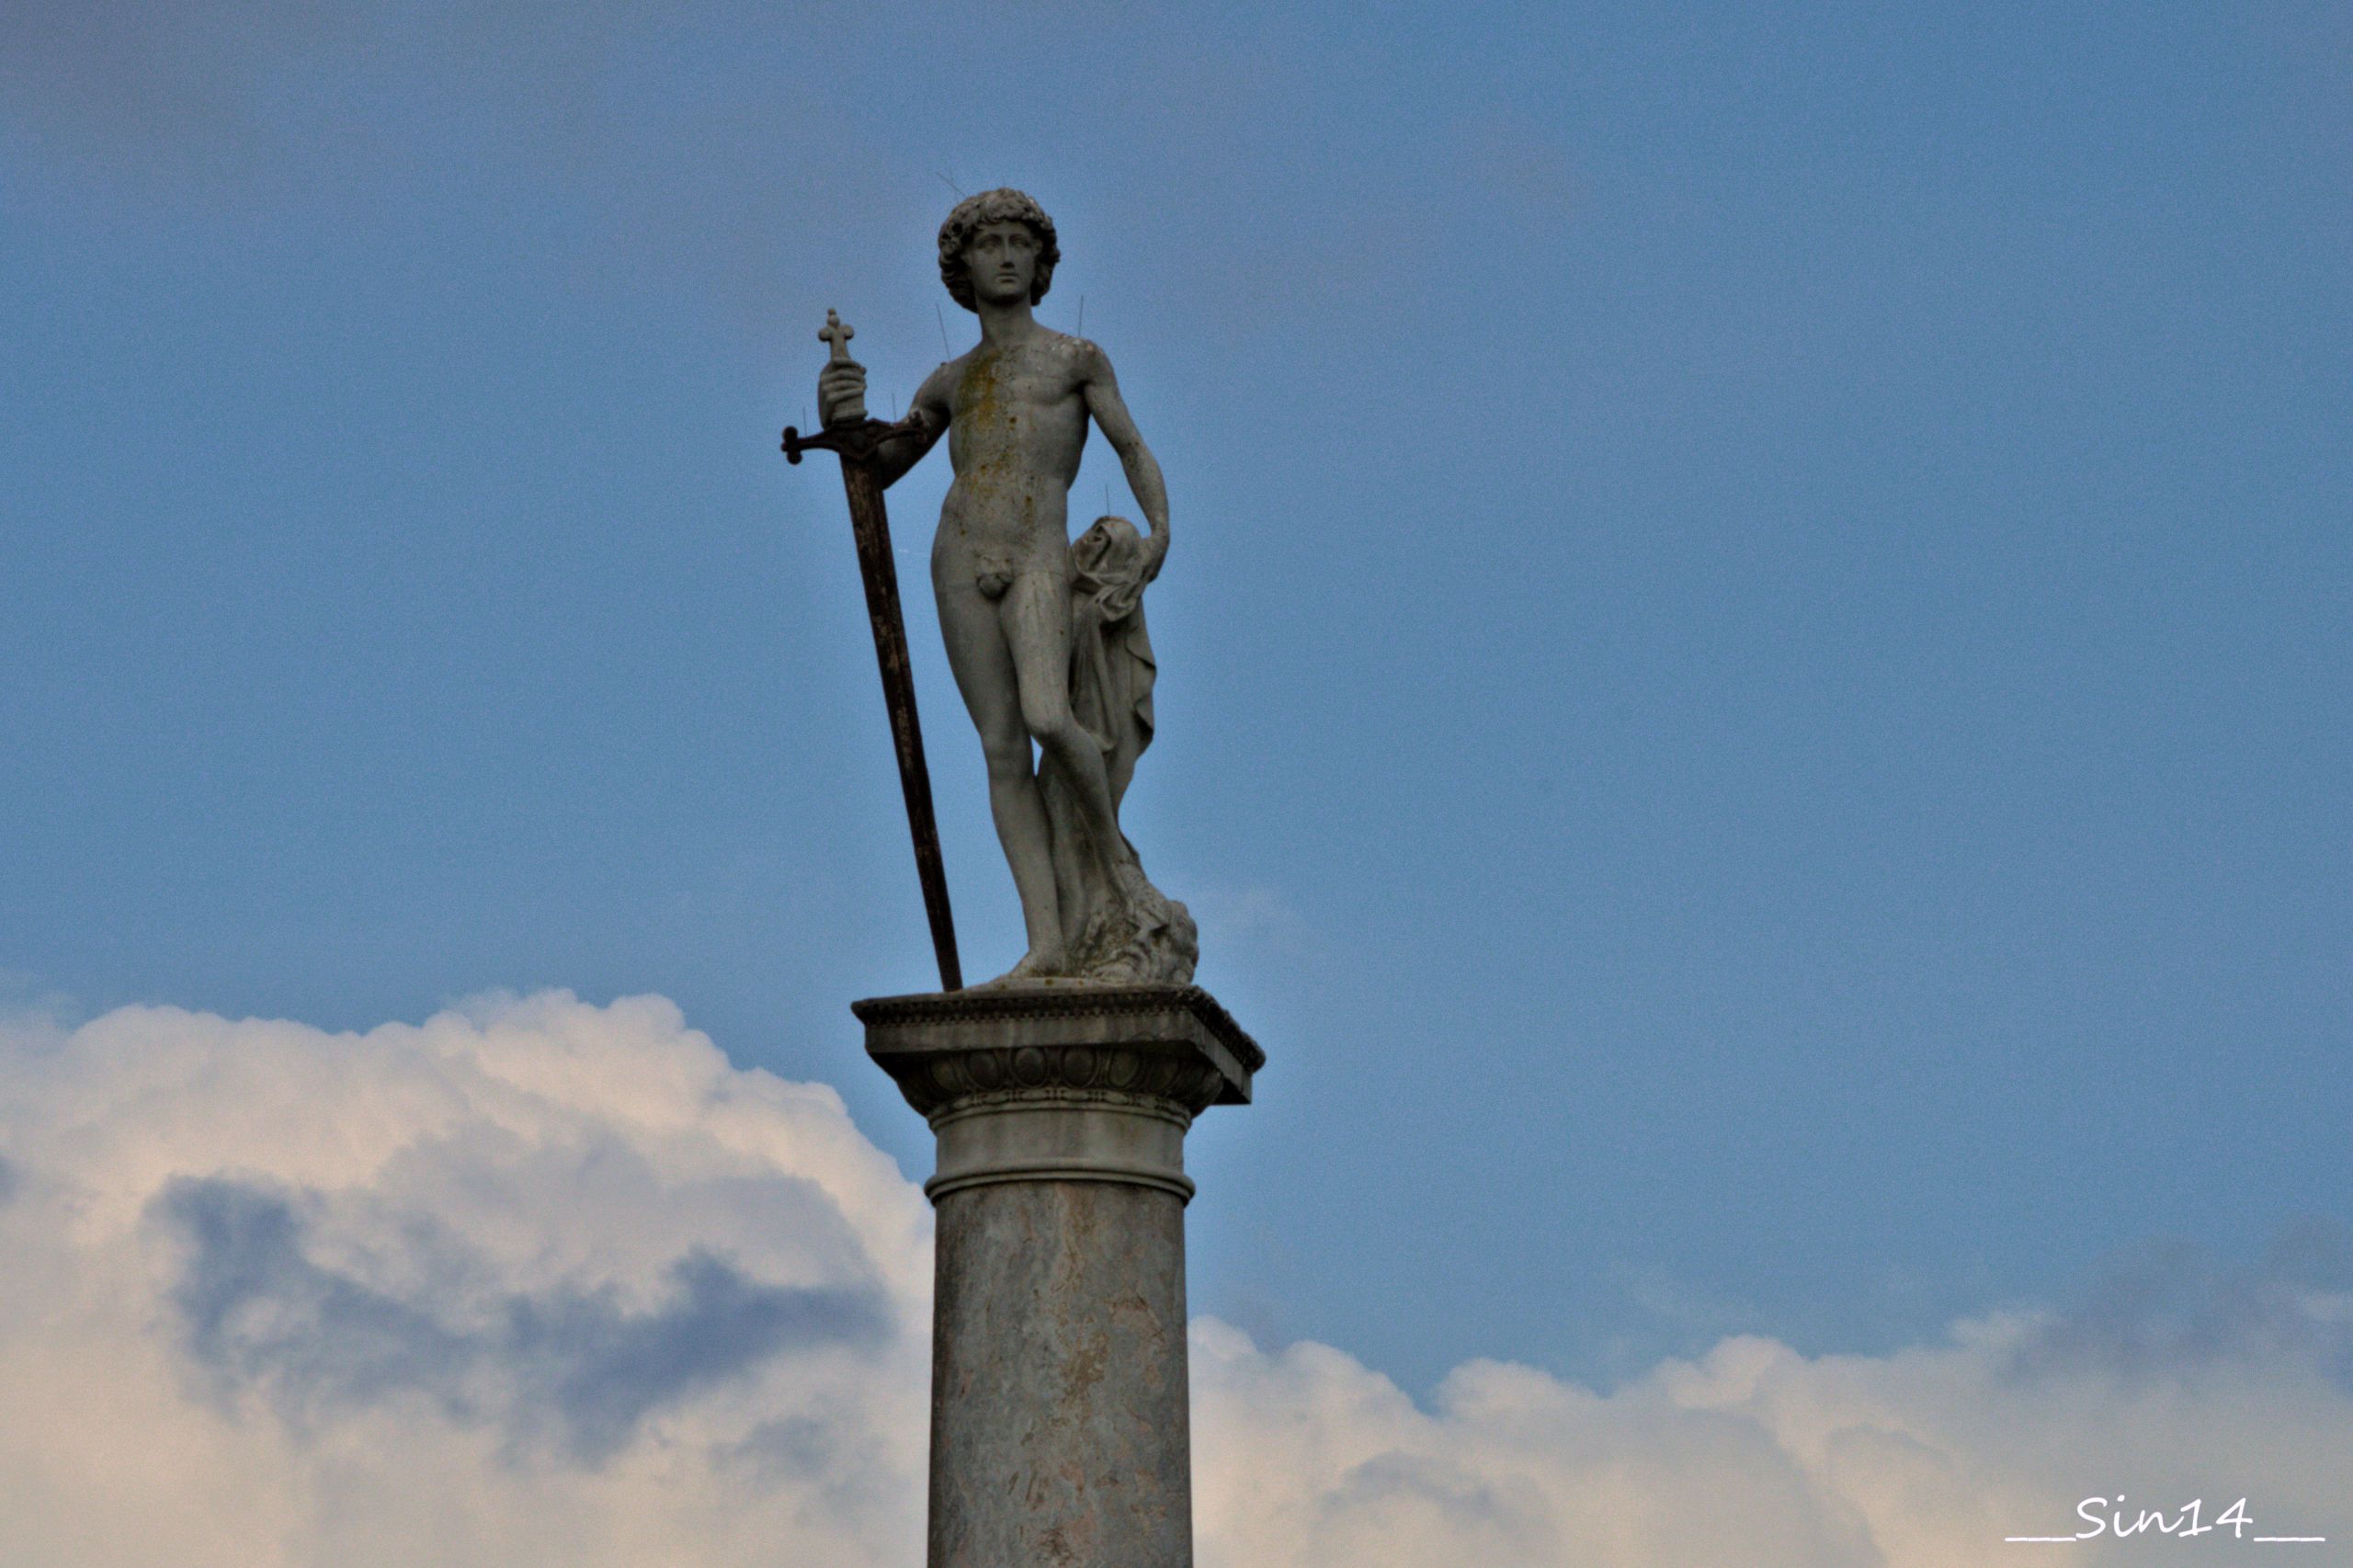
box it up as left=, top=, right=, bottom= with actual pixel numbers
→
left=855, top=984, right=1262, bottom=1202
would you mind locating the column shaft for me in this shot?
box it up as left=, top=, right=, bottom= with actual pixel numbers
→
left=930, top=1180, right=1190, bottom=1567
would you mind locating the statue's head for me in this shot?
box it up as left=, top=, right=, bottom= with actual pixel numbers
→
left=938, top=188, right=1060, bottom=312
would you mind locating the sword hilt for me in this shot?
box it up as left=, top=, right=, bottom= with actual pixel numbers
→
left=781, top=417, right=903, bottom=467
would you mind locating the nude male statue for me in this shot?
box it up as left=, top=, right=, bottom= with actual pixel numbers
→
left=816, top=189, right=1189, bottom=985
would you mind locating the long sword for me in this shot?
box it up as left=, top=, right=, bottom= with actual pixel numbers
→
left=782, top=310, right=963, bottom=992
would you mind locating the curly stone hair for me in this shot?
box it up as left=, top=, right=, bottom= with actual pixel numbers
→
left=937, top=188, right=1060, bottom=312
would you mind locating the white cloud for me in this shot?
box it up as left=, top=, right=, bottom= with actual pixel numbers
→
left=1, top=991, right=2347, bottom=1566
left=0, top=992, right=930, bottom=1568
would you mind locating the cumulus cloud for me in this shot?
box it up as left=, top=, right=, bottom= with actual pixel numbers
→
left=1195, top=1298, right=2353, bottom=1568
left=0, top=993, right=930, bottom=1568
left=0, top=992, right=2347, bottom=1566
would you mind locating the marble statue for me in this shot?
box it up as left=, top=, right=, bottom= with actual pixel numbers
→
left=816, top=190, right=1196, bottom=987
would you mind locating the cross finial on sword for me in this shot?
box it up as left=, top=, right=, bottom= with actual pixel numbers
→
left=814, top=310, right=868, bottom=427
left=819, top=309, right=855, bottom=362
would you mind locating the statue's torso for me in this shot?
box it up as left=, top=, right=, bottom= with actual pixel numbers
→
left=937, top=334, right=1089, bottom=583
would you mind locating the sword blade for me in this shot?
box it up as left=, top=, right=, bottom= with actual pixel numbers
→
left=835, top=455, right=963, bottom=992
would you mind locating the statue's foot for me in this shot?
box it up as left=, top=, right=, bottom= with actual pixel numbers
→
left=981, top=947, right=1067, bottom=988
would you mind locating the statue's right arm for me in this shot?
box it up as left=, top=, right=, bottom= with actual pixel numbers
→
left=870, top=362, right=956, bottom=489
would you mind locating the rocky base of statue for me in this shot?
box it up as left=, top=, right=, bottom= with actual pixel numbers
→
left=857, top=985, right=1259, bottom=1568
left=1032, top=854, right=1196, bottom=987
left=1015, top=513, right=1197, bottom=988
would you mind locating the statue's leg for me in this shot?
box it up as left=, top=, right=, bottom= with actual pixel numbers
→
left=1003, top=574, right=1129, bottom=883
left=937, top=574, right=1063, bottom=968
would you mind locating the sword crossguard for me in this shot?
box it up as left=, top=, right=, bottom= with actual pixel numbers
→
left=782, top=417, right=902, bottom=467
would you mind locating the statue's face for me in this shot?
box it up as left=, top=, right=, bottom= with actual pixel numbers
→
left=962, top=220, right=1040, bottom=307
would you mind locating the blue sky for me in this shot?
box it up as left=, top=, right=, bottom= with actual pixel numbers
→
left=4, top=0, right=2347, bottom=1414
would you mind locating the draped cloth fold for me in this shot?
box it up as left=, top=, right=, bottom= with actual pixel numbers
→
left=1038, top=517, right=1199, bottom=984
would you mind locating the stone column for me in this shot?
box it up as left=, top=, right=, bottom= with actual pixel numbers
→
left=856, top=985, right=1262, bottom=1568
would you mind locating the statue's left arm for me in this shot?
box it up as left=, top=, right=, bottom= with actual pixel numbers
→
left=1079, top=342, right=1171, bottom=580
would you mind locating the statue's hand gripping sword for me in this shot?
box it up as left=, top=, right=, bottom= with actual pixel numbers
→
left=782, top=310, right=963, bottom=992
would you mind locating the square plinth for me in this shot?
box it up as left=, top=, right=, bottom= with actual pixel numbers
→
left=853, top=984, right=1263, bottom=1112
